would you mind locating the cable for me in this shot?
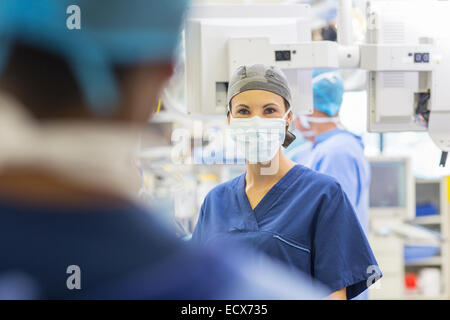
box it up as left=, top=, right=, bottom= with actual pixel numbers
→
left=415, top=92, right=431, bottom=127
left=439, top=151, right=448, bottom=167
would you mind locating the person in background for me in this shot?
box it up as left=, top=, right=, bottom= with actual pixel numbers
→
left=293, top=69, right=371, bottom=299
left=0, top=0, right=325, bottom=299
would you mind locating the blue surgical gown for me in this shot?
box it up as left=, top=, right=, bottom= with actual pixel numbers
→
left=192, top=164, right=381, bottom=299
left=295, top=129, right=370, bottom=235
left=0, top=199, right=324, bottom=299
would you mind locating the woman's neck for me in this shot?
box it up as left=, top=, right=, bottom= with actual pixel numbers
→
left=245, top=150, right=296, bottom=188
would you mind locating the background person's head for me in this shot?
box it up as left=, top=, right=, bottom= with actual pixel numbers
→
left=294, top=69, right=344, bottom=141
left=0, top=0, right=188, bottom=124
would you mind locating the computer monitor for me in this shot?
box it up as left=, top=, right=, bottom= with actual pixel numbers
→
left=368, top=157, right=414, bottom=219
left=184, top=4, right=314, bottom=116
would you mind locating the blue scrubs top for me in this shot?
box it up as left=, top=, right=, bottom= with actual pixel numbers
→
left=295, top=129, right=370, bottom=235
left=192, top=165, right=381, bottom=299
left=0, top=199, right=324, bottom=299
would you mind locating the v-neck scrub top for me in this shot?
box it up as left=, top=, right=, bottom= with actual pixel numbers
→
left=192, top=165, right=381, bottom=299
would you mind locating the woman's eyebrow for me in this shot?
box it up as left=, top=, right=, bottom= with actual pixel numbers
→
left=262, top=103, right=281, bottom=108
left=235, top=104, right=250, bottom=109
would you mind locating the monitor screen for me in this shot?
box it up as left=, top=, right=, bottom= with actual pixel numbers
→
left=369, top=161, right=407, bottom=208
left=184, top=4, right=313, bottom=116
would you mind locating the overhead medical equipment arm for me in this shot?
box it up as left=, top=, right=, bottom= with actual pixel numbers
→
left=227, top=1, right=450, bottom=167
left=186, top=2, right=450, bottom=166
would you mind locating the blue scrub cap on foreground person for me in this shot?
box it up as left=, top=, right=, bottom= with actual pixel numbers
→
left=312, top=69, right=344, bottom=117
left=0, top=0, right=188, bottom=115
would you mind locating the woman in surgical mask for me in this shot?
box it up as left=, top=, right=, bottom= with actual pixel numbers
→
left=191, top=64, right=381, bottom=300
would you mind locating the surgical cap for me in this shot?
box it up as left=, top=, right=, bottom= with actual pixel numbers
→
left=227, top=64, right=292, bottom=109
left=0, top=0, right=188, bottom=115
left=312, top=69, right=344, bottom=117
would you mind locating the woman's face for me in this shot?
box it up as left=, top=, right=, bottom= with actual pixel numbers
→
left=228, top=89, right=292, bottom=122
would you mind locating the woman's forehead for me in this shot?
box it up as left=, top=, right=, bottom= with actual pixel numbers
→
left=231, top=89, right=284, bottom=107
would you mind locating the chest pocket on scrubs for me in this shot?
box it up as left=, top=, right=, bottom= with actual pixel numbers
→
left=271, top=234, right=311, bottom=274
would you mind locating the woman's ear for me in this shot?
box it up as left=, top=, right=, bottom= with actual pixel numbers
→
left=286, top=110, right=293, bottom=123
left=227, top=105, right=232, bottom=124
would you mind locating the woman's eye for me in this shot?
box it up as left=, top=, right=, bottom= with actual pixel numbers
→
left=237, top=109, right=250, bottom=115
left=264, top=108, right=277, bottom=114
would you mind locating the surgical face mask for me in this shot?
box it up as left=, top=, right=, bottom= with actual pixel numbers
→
left=301, top=115, right=340, bottom=124
left=297, top=115, right=314, bottom=137
left=229, top=108, right=291, bottom=163
left=298, top=115, right=340, bottom=137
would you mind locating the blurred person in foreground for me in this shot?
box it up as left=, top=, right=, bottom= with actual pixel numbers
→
left=0, top=0, right=326, bottom=299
